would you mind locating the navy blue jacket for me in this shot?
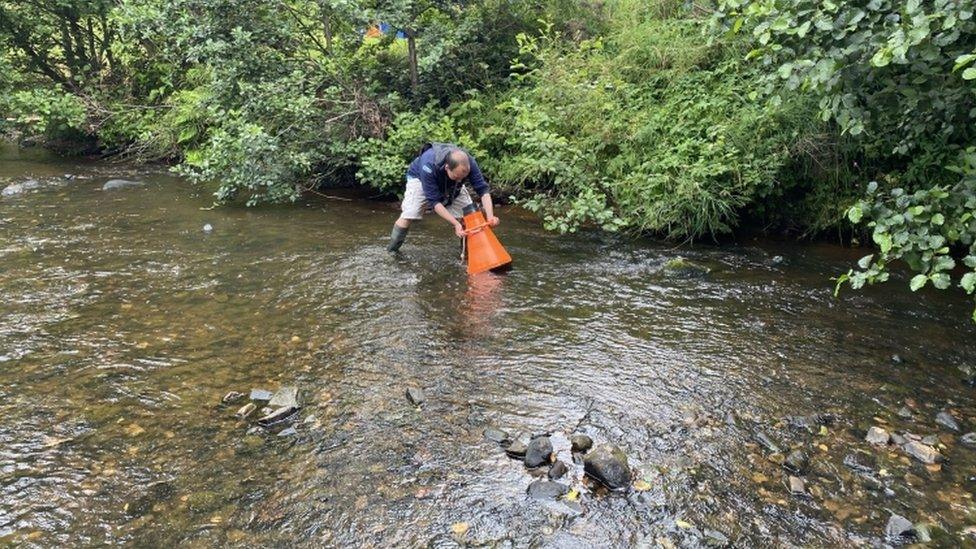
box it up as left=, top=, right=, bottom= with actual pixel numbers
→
left=406, top=143, right=488, bottom=206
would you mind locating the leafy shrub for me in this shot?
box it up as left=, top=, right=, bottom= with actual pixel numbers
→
left=838, top=149, right=976, bottom=321
left=713, top=0, right=976, bottom=318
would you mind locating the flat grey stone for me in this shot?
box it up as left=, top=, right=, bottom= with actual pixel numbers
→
left=269, top=386, right=300, bottom=408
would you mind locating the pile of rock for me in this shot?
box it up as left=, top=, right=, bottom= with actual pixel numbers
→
left=862, top=426, right=944, bottom=464
left=484, top=428, right=633, bottom=501
left=223, top=386, right=302, bottom=433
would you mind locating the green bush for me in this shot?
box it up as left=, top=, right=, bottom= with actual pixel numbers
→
left=481, top=16, right=824, bottom=237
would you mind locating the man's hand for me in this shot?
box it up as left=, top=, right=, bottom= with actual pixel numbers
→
left=453, top=223, right=466, bottom=238
left=487, top=215, right=500, bottom=227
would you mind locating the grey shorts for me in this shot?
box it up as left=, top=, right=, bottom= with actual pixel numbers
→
left=399, top=177, right=473, bottom=220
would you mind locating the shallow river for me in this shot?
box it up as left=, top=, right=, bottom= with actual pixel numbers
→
left=2, top=144, right=976, bottom=547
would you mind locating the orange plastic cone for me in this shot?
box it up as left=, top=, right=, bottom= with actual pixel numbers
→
left=462, top=210, right=512, bottom=275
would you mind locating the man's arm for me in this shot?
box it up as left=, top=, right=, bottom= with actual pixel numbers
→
left=468, top=156, right=499, bottom=226
left=433, top=203, right=466, bottom=237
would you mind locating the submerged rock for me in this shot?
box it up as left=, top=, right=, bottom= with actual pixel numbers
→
left=125, top=481, right=175, bottom=518
left=269, top=386, right=301, bottom=409
left=222, top=391, right=245, bottom=404
left=202, top=223, right=213, bottom=233
left=897, top=406, right=913, bottom=419
left=524, top=436, right=553, bottom=468
left=865, top=426, right=890, bottom=445
left=235, top=403, right=256, bottom=419
left=504, top=439, right=528, bottom=459
left=788, top=476, right=806, bottom=496
left=754, top=431, right=782, bottom=454
left=102, top=179, right=144, bottom=190
left=405, top=387, right=426, bottom=406
left=257, top=406, right=298, bottom=427
left=784, top=413, right=836, bottom=431
left=583, top=444, right=631, bottom=491
left=702, top=529, right=730, bottom=547
left=662, top=257, right=711, bottom=278
left=483, top=428, right=509, bottom=444
left=903, top=440, right=942, bottom=464
left=936, top=411, right=960, bottom=432
left=843, top=451, right=876, bottom=473
left=886, top=513, right=916, bottom=542
left=571, top=434, right=593, bottom=454
left=2, top=179, right=42, bottom=197
left=548, top=461, right=568, bottom=480
left=784, top=449, right=808, bottom=475
left=527, top=480, right=568, bottom=499
left=961, top=432, right=976, bottom=447
left=250, top=388, right=273, bottom=401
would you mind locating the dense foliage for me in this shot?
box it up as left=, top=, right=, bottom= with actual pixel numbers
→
left=713, top=0, right=976, bottom=317
left=2, top=0, right=975, bottom=317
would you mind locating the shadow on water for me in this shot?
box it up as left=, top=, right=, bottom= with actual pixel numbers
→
left=2, top=145, right=976, bottom=546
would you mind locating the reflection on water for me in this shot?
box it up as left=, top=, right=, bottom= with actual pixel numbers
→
left=2, top=144, right=976, bottom=546
left=460, top=272, right=507, bottom=338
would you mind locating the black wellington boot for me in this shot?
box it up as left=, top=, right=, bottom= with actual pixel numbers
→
left=388, top=225, right=409, bottom=252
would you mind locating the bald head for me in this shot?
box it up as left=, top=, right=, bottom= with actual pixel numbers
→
left=445, top=149, right=470, bottom=182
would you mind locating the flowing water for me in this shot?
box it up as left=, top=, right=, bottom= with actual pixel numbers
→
left=2, top=144, right=976, bottom=547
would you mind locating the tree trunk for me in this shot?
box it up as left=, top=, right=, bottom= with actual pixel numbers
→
left=323, top=12, right=332, bottom=54
left=406, top=29, right=418, bottom=94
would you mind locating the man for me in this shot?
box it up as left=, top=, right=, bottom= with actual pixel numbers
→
left=387, top=142, right=499, bottom=252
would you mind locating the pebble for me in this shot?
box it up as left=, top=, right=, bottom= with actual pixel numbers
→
left=504, top=439, right=528, bottom=459
left=843, top=452, right=876, bottom=473
left=784, top=449, right=808, bottom=475
left=865, top=426, right=890, bottom=445
left=886, top=513, right=915, bottom=541
left=483, top=428, right=509, bottom=444
left=250, top=389, right=273, bottom=401
left=903, top=441, right=942, bottom=464
left=405, top=387, right=426, bottom=406
left=222, top=391, right=245, bottom=404
left=524, top=436, right=553, bottom=468
left=936, top=411, right=960, bottom=432
left=202, top=223, right=213, bottom=233
left=548, top=461, right=568, bottom=480
left=897, top=406, right=913, bottom=419
left=961, top=432, right=976, bottom=447
left=235, top=403, right=256, bottom=419
left=788, top=476, right=806, bottom=495
left=754, top=431, right=782, bottom=454
left=570, top=434, right=593, bottom=454
left=702, top=529, right=729, bottom=547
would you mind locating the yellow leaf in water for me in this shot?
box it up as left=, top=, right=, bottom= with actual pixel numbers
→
left=675, top=519, right=693, bottom=529
left=125, top=423, right=145, bottom=437
left=564, top=488, right=580, bottom=502
left=451, top=522, right=469, bottom=536
left=633, top=480, right=651, bottom=491
left=819, top=425, right=828, bottom=436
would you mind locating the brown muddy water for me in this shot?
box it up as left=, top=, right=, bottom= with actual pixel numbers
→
left=2, top=144, right=976, bottom=547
